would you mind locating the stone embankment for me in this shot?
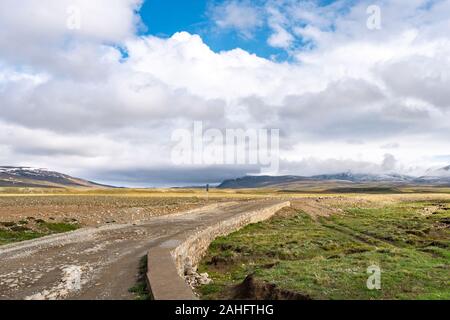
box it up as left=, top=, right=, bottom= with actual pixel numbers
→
left=146, top=201, right=291, bottom=300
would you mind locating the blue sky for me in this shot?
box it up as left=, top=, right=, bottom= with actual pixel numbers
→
left=139, top=0, right=208, bottom=38
left=139, top=0, right=295, bottom=59
left=137, top=0, right=355, bottom=61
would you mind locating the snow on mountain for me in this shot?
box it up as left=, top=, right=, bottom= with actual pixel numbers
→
left=422, top=165, right=450, bottom=178
left=0, top=166, right=109, bottom=188
left=219, top=170, right=450, bottom=189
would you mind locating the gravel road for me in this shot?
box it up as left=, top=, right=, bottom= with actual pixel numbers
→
left=0, top=200, right=282, bottom=300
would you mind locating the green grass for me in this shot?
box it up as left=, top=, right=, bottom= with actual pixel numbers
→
left=0, top=221, right=81, bottom=246
left=38, top=221, right=80, bottom=233
left=128, top=256, right=152, bottom=300
left=0, top=229, right=44, bottom=244
left=198, top=200, right=450, bottom=300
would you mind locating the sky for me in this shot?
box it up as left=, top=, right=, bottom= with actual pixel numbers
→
left=0, top=0, right=450, bottom=187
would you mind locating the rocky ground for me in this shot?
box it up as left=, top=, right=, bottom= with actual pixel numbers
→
left=0, top=195, right=217, bottom=228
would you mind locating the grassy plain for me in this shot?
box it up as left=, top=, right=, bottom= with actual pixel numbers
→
left=198, top=196, right=450, bottom=300
left=1, top=187, right=449, bottom=300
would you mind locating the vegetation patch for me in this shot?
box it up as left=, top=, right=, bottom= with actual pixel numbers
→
left=198, top=200, right=450, bottom=300
left=37, top=221, right=80, bottom=233
left=0, top=218, right=81, bottom=246
left=128, top=256, right=152, bottom=300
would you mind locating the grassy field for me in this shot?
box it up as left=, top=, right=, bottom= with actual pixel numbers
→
left=198, top=198, right=450, bottom=300
left=1, top=187, right=449, bottom=299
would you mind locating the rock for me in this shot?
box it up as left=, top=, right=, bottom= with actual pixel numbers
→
left=198, top=273, right=212, bottom=285
left=184, top=260, right=197, bottom=276
left=27, top=293, right=45, bottom=300
left=47, top=292, right=59, bottom=300
left=184, top=267, right=195, bottom=276
left=184, top=270, right=212, bottom=288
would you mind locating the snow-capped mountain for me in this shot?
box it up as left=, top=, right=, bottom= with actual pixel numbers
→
left=0, top=166, right=108, bottom=188
left=311, top=172, right=415, bottom=183
left=424, top=165, right=450, bottom=177
left=218, top=169, right=450, bottom=189
left=413, top=165, right=450, bottom=184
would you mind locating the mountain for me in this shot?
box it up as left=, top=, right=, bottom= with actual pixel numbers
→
left=218, top=175, right=309, bottom=189
left=0, top=166, right=110, bottom=188
left=424, top=165, right=450, bottom=177
left=311, top=172, right=415, bottom=183
left=218, top=171, right=450, bottom=189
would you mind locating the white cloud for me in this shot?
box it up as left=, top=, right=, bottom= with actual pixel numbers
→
left=0, top=0, right=143, bottom=68
left=210, top=0, right=263, bottom=38
left=382, top=154, right=398, bottom=172
left=0, top=0, right=450, bottom=185
left=267, top=25, right=294, bottom=48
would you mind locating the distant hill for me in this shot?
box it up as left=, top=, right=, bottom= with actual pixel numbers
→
left=218, top=169, right=450, bottom=190
left=0, top=166, right=110, bottom=188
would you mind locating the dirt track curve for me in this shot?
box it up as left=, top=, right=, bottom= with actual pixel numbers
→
left=0, top=200, right=284, bottom=300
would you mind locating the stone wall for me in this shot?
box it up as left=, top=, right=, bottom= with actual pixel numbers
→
left=171, top=201, right=291, bottom=276
left=146, top=201, right=291, bottom=300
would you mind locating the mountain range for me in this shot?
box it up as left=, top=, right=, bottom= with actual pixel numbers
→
left=2, top=165, right=450, bottom=190
left=218, top=168, right=450, bottom=189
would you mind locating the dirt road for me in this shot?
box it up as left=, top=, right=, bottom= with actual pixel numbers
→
left=0, top=200, right=284, bottom=300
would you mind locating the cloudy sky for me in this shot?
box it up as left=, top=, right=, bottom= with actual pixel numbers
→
left=0, top=0, right=449, bottom=186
